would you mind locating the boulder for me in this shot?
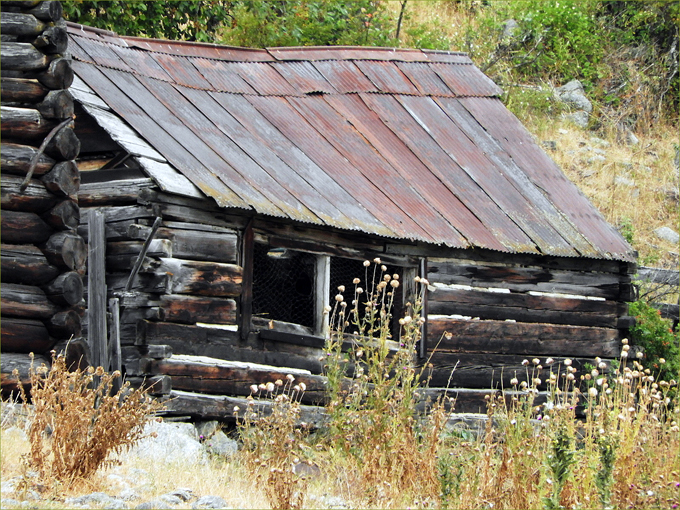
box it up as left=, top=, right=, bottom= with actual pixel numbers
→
left=654, top=227, right=679, bottom=245
left=128, top=421, right=207, bottom=465
left=555, top=80, right=593, bottom=113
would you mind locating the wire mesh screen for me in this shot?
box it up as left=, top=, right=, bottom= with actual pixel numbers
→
left=330, top=257, right=403, bottom=337
left=252, top=244, right=316, bottom=328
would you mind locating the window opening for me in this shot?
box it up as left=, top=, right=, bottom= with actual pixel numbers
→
left=329, top=257, right=403, bottom=339
left=251, top=243, right=316, bottom=328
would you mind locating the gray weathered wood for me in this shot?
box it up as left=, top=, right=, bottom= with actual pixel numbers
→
left=78, top=178, right=156, bottom=206
left=42, top=271, right=83, bottom=306
left=0, top=12, right=46, bottom=37
left=1, top=209, right=53, bottom=244
left=40, top=231, right=86, bottom=271
left=36, top=57, right=73, bottom=89
left=1, top=77, right=49, bottom=103
left=1, top=352, right=50, bottom=396
left=41, top=199, right=79, bottom=230
left=314, top=255, right=330, bottom=336
left=25, top=1, right=62, bottom=22
left=31, top=25, right=68, bottom=54
left=36, top=89, right=74, bottom=119
left=46, top=309, right=82, bottom=339
left=108, top=298, right=122, bottom=393
left=0, top=142, right=55, bottom=175
left=158, top=294, right=237, bottom=325
left=0, top=282, right=58, bottom=319
left=0, top=105, right=54, bottom=139
left=0, top=243, right=60, bottom=285
left=1, top=317, right=54, bottom=353
left=140, top=257, right=243, bottom=297
left=0, top=42, right=48, bottom=71
left=125, top=217, right=162, bottom=292
left=1, top=174, right=58, bottom=212
left=87, top=210, right=108, bottom=370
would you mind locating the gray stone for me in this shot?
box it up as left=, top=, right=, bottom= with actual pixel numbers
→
left=614, top=175, right=634, bottom=186
left=659, top=185, right=679, bottom=203
left=593, top=148, right=606, bottom=155
left=1, top=498, right=20, bottom=508
left=160, top=494, right=183, bottom=506
left=205, top=430, right=238, bottom=458
left=501, top=19, right=519, bottom=41
left=136, top=499, right=172, bottom=510
left=128, top=421, right=207, bottom=465
left=589, top=136, right=610, bottom=147
left=293, top=461, right=322, bottom=479
left=654, top=227, right=679, bottom=245
left=558, top=128, right=569, bottom=135
left=191, top=495, right=229, bottom=509
left=587, top=155, right=607, bottom=165
left=541, top=140, right=557, bottom=151
left=555, top=80, right=593, bottom=113
left=118, top=488, right=141, bottom=501
left=195, top=421, right=221, bottom=441
left=561, top=111, right=589, bottom=128
left=168, top=489, right=194, bottom=502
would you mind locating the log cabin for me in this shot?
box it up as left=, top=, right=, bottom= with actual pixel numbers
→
left=2, top=11, right=638, bottom=422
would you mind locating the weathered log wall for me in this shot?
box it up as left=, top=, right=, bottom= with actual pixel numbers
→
left=425, top=255, right=636, bottom=389
left=1, top=1, right=87, bottom=395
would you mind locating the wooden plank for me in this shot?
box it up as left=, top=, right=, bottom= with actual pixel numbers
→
left=144, top=355, right=328, bottom=405
left=427, top=318, right=620, bottom=357
left=87, top=210, right=108, bottom=370
left=427, top=260, right=626, bottom=300
left=428, top=287, right=621, bottom=327
left=141, top=258, right=243, bottom=297
left=136, top=157, right=204, bottom=198
left=108, top=298, right=122, bottom=393
left=158, top=295, right=237, bottom=324
left=315, top=255, right=330, bottom=336
left=422, top=352, right=606, bottom=389
left=240, top=219, right=254, bottom=341
left=128, top=226, right=238, bottom=264
left=159, top=389, right=327, bottom=426
left=138, top=321, right=324, bottom=374
left=80, top=205, right=154, bottom=225
left=0, top=243, right=60, bottom=285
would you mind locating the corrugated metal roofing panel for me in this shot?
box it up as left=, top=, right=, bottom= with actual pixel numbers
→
left=396, top=61, right=455, bottom=96
left=152, top=53, right=213, bottom=89
left=354, top=60, right=420, bottom=95
left=432, top=62, right=503, bottom=97
left=229, top=62, right=299, bottom=96
left=67, top=24, right=635, bottom=262
left=108, top=44, right=174, bottom=82
left=190, top=58, right=258, bottom=94
left=268, top=46, right=428, bottom=62
left=311, top=60, right=378, bottom=94
left=270, top=61, right=336, bottom=94
left=459, top=97, right=635, bottom=260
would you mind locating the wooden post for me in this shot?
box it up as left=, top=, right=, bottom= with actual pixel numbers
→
left=108, top=298, right=122, bottom=394
left=420, top=258, right=428, bottom=359
left=315, top=255, right=330, bottom=337
left=239, top=219, right=254, bottom=342
left=87, top=209, right=108, bottom=371
left=124, top=216, right=161, bottom=291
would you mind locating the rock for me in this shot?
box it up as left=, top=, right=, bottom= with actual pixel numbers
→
left=128, top=421, right=207, bottom=465
left=65, top=492, right=127, bottom=509
left=659, top=185, right=679, bottom=203
left=160, top=494, right=184, bottom=506
left=195, top=421, right=221, bottom=441
left=558, top=128, right=569, bottom=135
left=587, top=155, right=607, bottom=165
left=589, top=136, right=610, bottom=147
left=118, top=488, right=141, bottom=501
left=555, top=80, right=593, bottom=113
left=541, top=140, right=557, bottom=151
left=616, top=125, right=639, bottom=145
left=205, top=430, right=238, bottom=458
left=192, top=495, right=229, bottom=509
left=654, top=227, right=679, bottom=245
left=293, top=461, right=322, bottom=479
left=169, top=488, right=194, bottom=502
left=136, top=499, right=172, bottom=510
left=561, top=111, right=589, bottom=128
left=615, top=175, right=634, bottom=186
left=501, top=19, right=519, bottom=41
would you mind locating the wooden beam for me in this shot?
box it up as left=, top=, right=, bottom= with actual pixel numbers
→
left=1, top=352, right=50, bottom=396
left=158, top=295, right=237, bottom=325
left=1, top=209, right=53, bottom=244
left=42, top=271, right=83, bottom=307
left=239, top=219, right=254, bottom=341
left=40, top=231, right=86, bottom=271
left=141, top=257, right=243, bottom=297
left=1, top=243, right=60, bottom=285
left=1, top=174, right=58, bottom=212
left=87, top=209, right=108, bottom=370
left=315, top=255, right=330, bottom=337
left=0, top=42, right=48, bottom=71
left=0, top=142, right=55, bottom=176
left=1, top=317, right=54, bottom=354
left=0, top=282, right=59, bottom=319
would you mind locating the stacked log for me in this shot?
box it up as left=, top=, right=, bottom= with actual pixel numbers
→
left=1, top=1, right=86, bottom=394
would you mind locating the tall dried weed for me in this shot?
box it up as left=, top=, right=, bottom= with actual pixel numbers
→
left=15, top=351, right=163, bottom=492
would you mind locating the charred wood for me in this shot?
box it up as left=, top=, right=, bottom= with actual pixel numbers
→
left=157, top=295, right=237, bottom=325
left=46, top=309, right=82, bottom=338
left=1, top=77, right=49, bottom=103
left=140, top=258, right=243, bottom=297
left=41, top=160, right=79, bottom=196
left=30, top=24, right=68, bottom=54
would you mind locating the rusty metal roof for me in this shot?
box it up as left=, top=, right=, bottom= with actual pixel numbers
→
left=67, top=23, right=635, bottom=262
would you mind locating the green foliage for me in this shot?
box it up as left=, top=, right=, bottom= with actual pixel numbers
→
left=629, top=299, right=680, bottom=384
left=619, top=216, right=635, bottom=245
left=62, top=1, right=232, bottom=41
left=220, top=1, right=394, bottom=48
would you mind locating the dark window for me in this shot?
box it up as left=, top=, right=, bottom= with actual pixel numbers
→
left=251, top=244, right=316, bottom=328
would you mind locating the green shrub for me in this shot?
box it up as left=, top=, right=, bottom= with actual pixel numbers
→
left=629, top=300, right=680, bottom=384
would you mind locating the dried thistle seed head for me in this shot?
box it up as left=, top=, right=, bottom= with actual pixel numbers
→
left=589, top=387, right=598, bottom=397
left=353, top=278, right=361, bottom=285
left=373, top=257, right=381, bottom=264
left=546, top=358, right=554, bottom=365
left=390, top=280, right=399, bottom=288
left=250, top=384, right=259, bottom=393
left=266, top=382, right=275, bottom=392
left=522, top=359, right=529, bottom=366
left=621, top=338, right=629, bottom=345
left=299, top=382, right=306, bottom=391
left=363, top=260, right=371, bottom=267
left=286, top=374, right=295, bottom=382
left=510, top=377, right=519, bottom=386
left=335, top=294, right=344, bottom=302
left=563, top=359, right=572, bottom=366
left=532, top=358, right=540, bottom=365
left=275, top=379, right=283, bottom=386
left=337, top=285, right=345, bottom=292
